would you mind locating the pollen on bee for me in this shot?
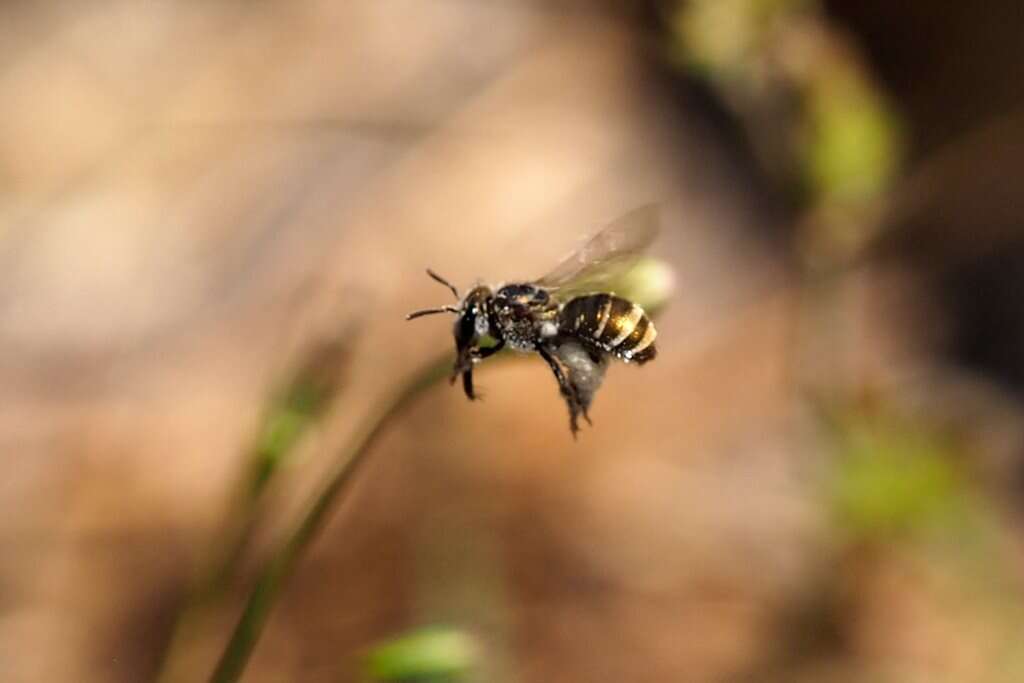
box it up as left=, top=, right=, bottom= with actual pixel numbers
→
left=540, top=321, right=558, bottom=338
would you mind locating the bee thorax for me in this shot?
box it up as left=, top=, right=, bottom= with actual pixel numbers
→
left=493, top=313, right=538, bottom=350
left=505, top=336, right=536, bottom=352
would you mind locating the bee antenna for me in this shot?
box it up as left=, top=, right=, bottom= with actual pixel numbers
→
left=426, top=269, right=459, bottom=300
left=406, top=305, right=460, bottom=321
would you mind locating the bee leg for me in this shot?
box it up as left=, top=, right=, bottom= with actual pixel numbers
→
left=475, top=339, right=505, bottom=359
left=457, top=340, right=504, bottom=401
left=450, top=355, right=475, bottom=398
left=537, top=346, right=584, bottom=437
left=460, top=367, right=478, bottom=400
left=570, top=382, right=592, bottom=426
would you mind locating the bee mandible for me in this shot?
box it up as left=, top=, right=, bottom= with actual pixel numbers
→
left=406, top=206, right=660, bottom=436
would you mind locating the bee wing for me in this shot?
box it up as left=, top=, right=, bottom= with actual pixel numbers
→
left=533, top=205, right=659, bottom=298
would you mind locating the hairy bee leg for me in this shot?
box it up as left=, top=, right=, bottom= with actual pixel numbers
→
left=537, top=346, right=584, bottom=436
left=576, top=375, right=593, bottom=425
left=564, top=378, right=592, bottom=426
left=552, top=340, right=608, bottom=429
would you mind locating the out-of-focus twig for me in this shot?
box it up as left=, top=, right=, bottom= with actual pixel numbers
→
left=157, top=332, right=354, bottom=683
left=209, top=350, right=451, bottom=683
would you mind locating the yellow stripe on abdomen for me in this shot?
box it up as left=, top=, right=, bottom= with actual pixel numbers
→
left=607, top=304, right=644, bottom=347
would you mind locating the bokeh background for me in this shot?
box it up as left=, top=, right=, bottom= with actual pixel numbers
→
left=4, top=1, right=1024, bottom=681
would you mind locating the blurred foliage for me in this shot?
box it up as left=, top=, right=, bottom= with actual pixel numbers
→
left=665, top=0, right=902, bottom=265
left=825, top=408, right=968, bottom=540
left=669, top=0, right=813, bottom=76
left=364, top=626, right=477, bottom=683
left=613, top=256, right=676, bottom=315
left=158, top=334, right=355, bottom=682
left=250, top=337, right=350, bottom=493
left=809, top=402, right=1024, bottom=683
left=804, top=73, right=899, bottom=208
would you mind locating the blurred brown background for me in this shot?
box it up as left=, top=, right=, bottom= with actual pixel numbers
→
left=3, top=1, right=1024, bottom=682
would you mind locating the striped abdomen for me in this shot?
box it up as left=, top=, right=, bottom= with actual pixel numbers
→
left=559, top=293, right=657, bottom=364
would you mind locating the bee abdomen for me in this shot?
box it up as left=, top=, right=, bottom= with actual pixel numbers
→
left=560, top=294, right=657, bottom=364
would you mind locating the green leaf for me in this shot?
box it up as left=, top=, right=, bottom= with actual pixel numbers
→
left=805, top=77, right=901, bottom=207
left=364, top=626, right=477, bottom=682
left=828, top=414, right=966, bottom=538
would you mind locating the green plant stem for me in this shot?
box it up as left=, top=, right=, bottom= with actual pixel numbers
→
left=209, top=353, right=451, bottom=683
left=157, top=391, right=336, bottom=682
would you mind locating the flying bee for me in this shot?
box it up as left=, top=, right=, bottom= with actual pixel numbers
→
left=406, top=206, right=660, bottom=436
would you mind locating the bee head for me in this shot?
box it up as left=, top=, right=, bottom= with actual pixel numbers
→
left=406, top=271, right=497, bottom=377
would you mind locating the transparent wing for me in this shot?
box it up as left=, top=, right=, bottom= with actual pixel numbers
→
left=533, top=205, right=659, bottom=298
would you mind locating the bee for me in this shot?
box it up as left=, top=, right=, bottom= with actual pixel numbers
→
left=406, top=206, right=660, bottom=436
